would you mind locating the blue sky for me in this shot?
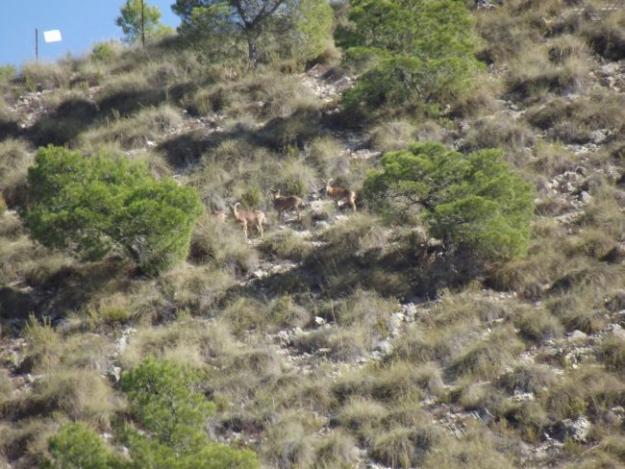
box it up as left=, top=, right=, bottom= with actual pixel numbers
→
left=0, top=1, right=180, bottom=67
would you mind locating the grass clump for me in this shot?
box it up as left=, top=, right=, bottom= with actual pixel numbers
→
left=424, top=427, right=513, bottom=469
left=513, top=306, right=564, bottom=343
left=79, top=104, right=183, bottom=150
left=448, top=325, right=524, bottom=380
left=371, top=424, right=439, bottom=469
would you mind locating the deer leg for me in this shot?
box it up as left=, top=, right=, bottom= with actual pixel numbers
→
left=242, top=221, right=248, bottom=241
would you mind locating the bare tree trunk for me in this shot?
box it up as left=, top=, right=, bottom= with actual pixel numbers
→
left=247, top=33, right=259, bottom=70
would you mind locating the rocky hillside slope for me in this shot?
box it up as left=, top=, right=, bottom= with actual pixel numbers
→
left=3, top=1, right=625, bottom=468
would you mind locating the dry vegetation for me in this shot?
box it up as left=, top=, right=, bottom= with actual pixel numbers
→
left=3, top=0, right=625, bottom=467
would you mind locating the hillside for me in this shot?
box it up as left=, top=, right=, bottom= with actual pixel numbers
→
left=3, top=0, right=625, bottom=468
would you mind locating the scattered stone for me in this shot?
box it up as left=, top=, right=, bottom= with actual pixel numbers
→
left=108, top=366, right=122, bottom=383
left=568, top=330, right=588, bottom=342
left=374, top=339, right=393, bottom=356
left=551, top=416, right=591, bottom=442
left=389, top=313, right=405, bottom=337
left=579, top=191, right=592, bottom=204
left=590, top=129, right=608, bottom=144
left=401, top=303, right=418, bottom=321
left=512, top=391, right=536, bottom=402
left=277, top=330, right=290, bottom=345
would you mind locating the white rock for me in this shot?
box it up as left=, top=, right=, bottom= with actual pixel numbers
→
left=609, top=323, right=625, bottom=339
left=374, top=339, right=393, bottom=355
left=314, top=316, right=326, bottom=326
left=109, top=366, right=122, bottom=383
left=579, top=191, right=592, bottom=204
left=568, top=330, right=588, bottom=341
left=566, top=416, right=592, bottom=442
left=277, top=330, right=290, bottom=344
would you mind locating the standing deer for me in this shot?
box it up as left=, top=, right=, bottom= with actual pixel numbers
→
left=271, top=189, right=304, bottom=221
left=323, top=179, right=357, bottom=212
left=232, top=202, right=267, bottom=240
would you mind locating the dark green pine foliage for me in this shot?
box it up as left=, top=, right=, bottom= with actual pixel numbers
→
left=338, top=0, right=482, bottom=115
left=364, top=142, right=534, bottom=261
left=23, top=146, right=203, bottom=274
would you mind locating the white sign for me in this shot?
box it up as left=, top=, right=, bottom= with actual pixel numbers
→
left=43, top=30, right=62, bottom=43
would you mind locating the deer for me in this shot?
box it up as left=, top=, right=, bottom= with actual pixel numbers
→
left=322, top=179, right=357, bottom=212
left=271, top=189, right=304, bottom=221
left=231, top=202, right=267, bottom=240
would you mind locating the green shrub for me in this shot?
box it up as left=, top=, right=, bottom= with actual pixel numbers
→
left=121, top=358, right=258, bottom=468
left=44, top=423, right=118, bottom=469
left=363, top=142, right=534, bottom=262
left=0, top=65, right=15, bottom=83
left=338, top=0, right=481, bottom=115
left=293, top=0, right=335, bottom=64
left=23, top=146, right=202, bottom=273
left=121, top=358, right=215, bottom=451
left=91, top=42, right=120, bottom=63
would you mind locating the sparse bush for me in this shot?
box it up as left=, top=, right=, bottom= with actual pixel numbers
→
left=307, top=136, right=347, bottom=177
left=263, top=411, right=320, bottom=469
left=0, top=65, right=15, bottom=83
left=514, top=307, right=564, bottom=343
left=449, top=325, right=524, bottom=380
left=21, top=62, right=70, bottom=90
left=370, top=120, right=416, bottom=153
left=371, top=424, right=439, bottom=468
left=79, top=105, right=183, bottom=149
left=424, top=427, right=513, bottom=469
left=8, top=368, right=117, bottom=423
left=97, top=72, right=166, bottom=116
left=460, top=112, right=536, bottom=156
left=23, top=146, right=202, bottom=273
left=505, top=42, right=590, bottom=98
left=91, top=41, right=121, bottom=63
left=313, top=430, right=358, bottom=469
left=0, top=138, right=33, bottom=208
left=583, top=8, right=625, bottom=60
left=22, top=315, right=62, bottom=372
left=498, top=364, right=558, bottom=395
left=190, top=214, right=258, bottom=272
left=526, top=91, right=625, bottom=144
left=599, top=336, right=625, bottom=373
left=261, top=230, right=313, bottom=261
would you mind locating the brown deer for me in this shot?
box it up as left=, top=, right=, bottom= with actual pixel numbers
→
left=271, top=189, right=304, bottom=221
left=323, top=179, right=357, bottom=212
left=231, top=202, right=266, bottom=240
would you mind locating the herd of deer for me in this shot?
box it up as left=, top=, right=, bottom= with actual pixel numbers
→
left=213, top=179, right=357, bottom=240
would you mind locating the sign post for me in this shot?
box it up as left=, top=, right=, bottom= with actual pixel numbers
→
left=141, top=0, right=145, bottom=48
